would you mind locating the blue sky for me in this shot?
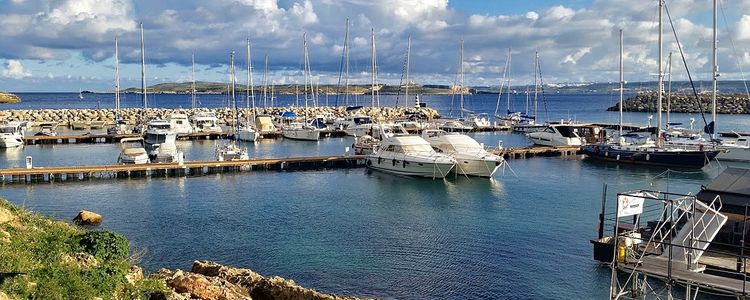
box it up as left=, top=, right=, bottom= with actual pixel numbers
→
left=0, top=0, right=748, bottom=92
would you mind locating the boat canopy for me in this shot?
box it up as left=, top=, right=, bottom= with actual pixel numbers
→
left=281, top=111, right=298, bottom=119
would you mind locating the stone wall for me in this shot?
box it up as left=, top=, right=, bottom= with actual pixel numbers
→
left=607, top=91, right=750, bottom=114
left=0, top=106, right=441, bottom=126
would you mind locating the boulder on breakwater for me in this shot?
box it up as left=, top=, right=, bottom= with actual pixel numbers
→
left=0, top=92, right=20, bottom=103
left=0, top=106, right=441, bottom=126
left=153, top=260, right=367, bottom=300
left=607, top=91, right=750, bottom=114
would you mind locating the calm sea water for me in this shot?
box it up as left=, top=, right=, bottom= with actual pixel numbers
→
left=0, top=93, right=746, bottom=298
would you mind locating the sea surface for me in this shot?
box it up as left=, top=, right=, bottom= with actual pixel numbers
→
left=0, top=92, right=747, bottom=299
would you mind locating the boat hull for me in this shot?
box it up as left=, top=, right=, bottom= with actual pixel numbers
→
left=0, top=135, right=24, bottom=148
left=365, top=156, right=455, bottom=178
left=237, top=128, right=259, bottom=142
left=282, top=128, right=320, bottom=141
left=453, top=158, right=503, bottom=177
left=581, top=144, right=720, bottom=168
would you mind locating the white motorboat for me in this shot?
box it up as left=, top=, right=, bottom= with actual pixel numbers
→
left=169, top=113, right=194, bottom=135
left=193, top=112, right=223, bottom=133
left=144, top=120, right=177, bottom=147
left=422, top=129, right=504, bottom=177
left=463, top=113, right=492, bottom=130
left=335, top=115, right=372, bottom=132
left=527, top=125, right=584, bottom=147
left=215, top=142, right=249, bottom=161
left=237, top=125, right=259, bottom=142
left=439, top=120, right=474, bottom=132
left=0, top=122, right=25, bottom=148
left=353, top=134, right=379, bottom=155
left=366, top=135, right=456, bottom=178
left=34, top=122, right=57, bottom=137
left=151, top=142, right=183, bottom=163
left=117, top=137, right=149, bottom=164
left=282, top=122, right=320, bottom=141
left=347, top=123, right=408, bottom=140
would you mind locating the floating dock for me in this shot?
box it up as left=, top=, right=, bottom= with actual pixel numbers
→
left=492, top=146, right=581, bottom=159
left=0, top=155, right=366, bottom=184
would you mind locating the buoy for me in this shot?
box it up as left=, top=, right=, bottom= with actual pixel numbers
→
left=617, top=245, right=626, bottom=263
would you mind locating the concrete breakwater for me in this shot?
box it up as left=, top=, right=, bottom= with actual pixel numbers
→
left=0, top=106, right=440, bottom=126
left=607, top=91, right=750, bottom=114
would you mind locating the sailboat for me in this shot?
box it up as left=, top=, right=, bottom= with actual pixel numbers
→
left=581, top=21, right=719, bottom=168
left=216, top=51, right=249, bottom=161
left=281, top=33, right=320, bottom=141
left=108, top=36, right=129, bottom=135
left=511, top=52, right=546, bottom=133
left=237, top=38, right=260, bottom=142
left=78, top=89, right=84, bottom=100
left=440, top=40, right=474, bottom=133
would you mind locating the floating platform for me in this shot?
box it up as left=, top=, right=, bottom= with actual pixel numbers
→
left=492, top=146, right=581, bottom=159
left=0, top=155, right=366, bottom=184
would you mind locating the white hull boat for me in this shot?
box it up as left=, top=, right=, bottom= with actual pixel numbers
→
left=237, top=126, right=260, bottom=142
left=169, top=114, right=194, bottom=135
left=366, top=135, right=456, bottom=178
left=215, top=142, right=249, bottom=161
left=282, top=123, right=320, bottom=141
left=422, top=129, right=504, bottom=177
left=143, top=119, right=177, bottom=151
left=527, top=125, right=583, bottom=147
left=0, top=122, right=25, bottom=148
left=193, top=112, right=223, bottom=134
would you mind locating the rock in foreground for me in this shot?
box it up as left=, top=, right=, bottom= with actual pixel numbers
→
left=153, top=260, right=368, bottom=300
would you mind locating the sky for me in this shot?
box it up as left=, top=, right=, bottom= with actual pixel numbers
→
left=0, top=0, right=749, bottom=92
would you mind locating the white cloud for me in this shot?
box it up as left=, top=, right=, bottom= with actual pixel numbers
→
left=738, top=15, right=750, bottom=41
left=526, top=11, right=539, bottom=21
left=291, top=0, right=318, bottom=24
left=562, top=47, right=592, bottom=65
left=2, top=60, right=32, bottom=79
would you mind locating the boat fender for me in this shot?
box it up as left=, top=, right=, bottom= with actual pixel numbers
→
left=403, top=160, right=406, bottom=168
left=392, top=159, right=396, bottom=166
left=699, top=144, right=704, bottom=151
left=366, top=159, right=372, bottom=167
left=378, top=157, right=382, bottom=164
left=594, top=145, right=600, bottom=154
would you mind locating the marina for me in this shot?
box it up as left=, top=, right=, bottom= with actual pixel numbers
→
left=2, top=0, right=750, bottom=298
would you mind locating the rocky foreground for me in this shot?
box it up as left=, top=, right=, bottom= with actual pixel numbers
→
left=0, top=92, right=20, bottom=104
left=0, top=106, right=440, bottom=126
left=607, top=91, right=750, bottom=114
left=0, top=199, right=366, bottom=299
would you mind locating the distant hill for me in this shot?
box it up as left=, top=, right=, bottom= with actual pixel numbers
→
left=120, top=82, right=471, bottom=95
left=0, top=92, right=21, bottom=103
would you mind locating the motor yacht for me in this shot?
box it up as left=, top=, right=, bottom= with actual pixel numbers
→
left=0, top=122, right=25, bottom=148
left=527, top=125, right=584, bottom=147
left=193, top=112, right=223, bottom=133
left=117, top=137, right=149, bottom=164
left=169, top=113, right=194, bottom=135
left=215, top=142, right=249, bottom=161
left=366, top=135, right=456, bottom=178
left=282, top=122, right=320, bottom=141
left=422, top=129, right=504, bottom=177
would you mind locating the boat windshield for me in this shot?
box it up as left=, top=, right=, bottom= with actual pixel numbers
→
left=556, top=126, right=580, bottom=138
left=149, top=124, right=171, bottom=130
left=0, top=127, right=18, bottom=133
left=395, top=144, right=433, bottom=154
left=146, top=133, right=168, bottom=143
left=354, top=117, right=372, bottom=125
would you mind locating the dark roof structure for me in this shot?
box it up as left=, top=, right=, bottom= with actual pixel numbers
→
left=697, top=167, right=750, bottom=215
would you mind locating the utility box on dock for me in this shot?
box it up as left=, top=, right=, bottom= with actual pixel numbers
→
left=25, top=156, right=32, bottom=169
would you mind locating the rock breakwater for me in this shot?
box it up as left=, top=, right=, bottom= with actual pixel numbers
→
left=0, top=106, right=440, bottom=126
left=607, top=91, right=750, bottom=114
left=154, top=260, right=367, bottom=300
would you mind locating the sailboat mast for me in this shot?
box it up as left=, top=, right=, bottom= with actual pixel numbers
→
left=263, top=55, right=268, bottom=108
left=191, top=54, right=196, bottom=109
left=666, top=52, right=673, bottom=127
left=459, top=39, right=465, bottom=118
left=657, top=0, right=663, bottom=140
left=619, top=29, right=624, bottom=137
left=405, top=36, right=411, bottom=107
left=303, top=33, right=309, bottom=109
left=344, top=18, right=350, bottom=106
left=711, top=0, right=717, bottom=140
left=140, top=23, right=147, bottom=109
left=115, top=36, right=120, bottom=115
left=371, top=28, right=376, bottom=107
left=534, top=51, right=539, bottom=121
left=230, top=51, right=237, bottom=138
left=507, top=48, right=512, bottom=113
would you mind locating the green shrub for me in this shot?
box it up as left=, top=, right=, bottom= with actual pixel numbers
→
left=79, top=230, right=130, bottom=261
